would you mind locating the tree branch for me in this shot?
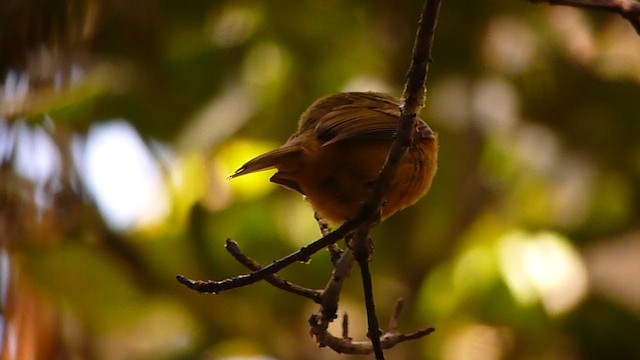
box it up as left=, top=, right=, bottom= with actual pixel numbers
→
left=176, top=216, right=361, bottom=293
left=223, top=239, right=322, bottom=302
left=353, top=234, right=385, bottom=359
left=343, top=0, right=442, bottom=357
left=318, top=248, right=356, bottom=323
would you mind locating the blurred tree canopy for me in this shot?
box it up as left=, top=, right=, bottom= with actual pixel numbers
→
left=1, top=0, right=640, bottom=359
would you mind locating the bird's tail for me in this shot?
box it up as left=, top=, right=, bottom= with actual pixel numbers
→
left=229, top=146, right=301, bottom=178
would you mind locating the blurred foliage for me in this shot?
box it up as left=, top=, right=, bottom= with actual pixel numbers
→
left=2, top=0, right=640, bottom=359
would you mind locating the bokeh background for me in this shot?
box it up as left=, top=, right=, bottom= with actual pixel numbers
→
left=2, top=0, right=640, bottom=359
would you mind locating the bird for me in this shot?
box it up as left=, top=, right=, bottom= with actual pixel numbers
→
left=230, top=91, right=438, bottom=225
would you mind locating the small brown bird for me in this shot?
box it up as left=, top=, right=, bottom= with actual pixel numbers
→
left=230, top=92, right=438, bottom=224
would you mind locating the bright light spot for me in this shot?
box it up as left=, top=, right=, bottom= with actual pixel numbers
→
left=548, top=5, right=640, bottom=81
left=341, top=75, right=394, bottom=94
left=242, top=42, right=291, bottom=89
left=0, top=250, right=7, bottom=354
left=0, top=250, right=9, bottom=308
left=70, top=64, right=86, bottom=85
left=277, top=195, right=318, bottom=247
left=548, top=7, right=595, bottom=64
left=1, top=71, right=30, bottom=111
left=483, top=17, right=537, bottom=74
left=498, top=231, right=588, bottom=315
left=551, top=156, right=595, bottom=227
left=214, top=138, right=277, bottom=202
left=176, top=84, right=255, bottom=153
left=219, top=357, right=277, bottom=360
left=80, top=120, right=169, bottom=231
left=6, top=321, right=17, bottom=360
left=208, top=336, right=283, bottom=360
left=585, top=232, right=640, bottom=315
left=209, top=4, right=261, bottom=47
left=13, top=124, right=61, bottom=185
left=513, top=121, right=559, bottom=176
left=0, top=119, right=16, bottom=163
left=598, top=19, right=640, bottom=82
left=417, top=265, right=460, bottom=318
left=443, top=323, right=513, bottom=360
left=428, top=76, right=471, bottom=130
left=12, top=122, right=62, bottom=209
left=168, top=152, right=207, bottom=209
left=453, top=245, right=497, bottom=297
left=98, top=299, right=197, bottom=360
left=0, top=313, right=3, bottom=358
left=471, top=77, right=519, bottom=136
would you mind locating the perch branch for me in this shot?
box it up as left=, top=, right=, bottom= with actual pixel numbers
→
left=344, top=0, right=443, bottom=357
left=176, top=215, right=361, bottom=293
left=351, top=231, right=385, bottom=358
left=529, top=0, right=640, bottom=34
left=224, top=239, right=322, bottom=302
left=318, top=248, right=356, bottom=323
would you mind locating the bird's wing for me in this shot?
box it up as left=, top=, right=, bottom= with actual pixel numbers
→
left=314, top=94, right=401, bottom=146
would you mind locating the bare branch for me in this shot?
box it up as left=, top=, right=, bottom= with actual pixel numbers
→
left=224, top=239, right=322, bottom=302
left=345, top=0, right=443, bottom=357
left=315, top=211, right=343, bottom=265
left=176, top=216, right=360, bottom=293
left=384, top=327, right=436, bottom=344
left=529, top=0, right=640, bottom=35
left=319, top=249, right=355, bottom=323
left=352, top=233, right=385, bottom=358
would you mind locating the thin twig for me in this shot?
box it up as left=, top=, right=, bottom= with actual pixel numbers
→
left=384, top=327, right=436, bottom=343
left=224, top=239, right=322, bottom=302
left=353, top=234, right=385, bottom=359
left=307, top=213, right=358, bottom=348
left=402, top=0, right=442, bottom=112
left=315, top=211, right=343, bottom=264
left=176, top=216, right=361, bottom=293
left=319, top=248, right=355, bottom=322
left=529, top=0, right=640, bottom=34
